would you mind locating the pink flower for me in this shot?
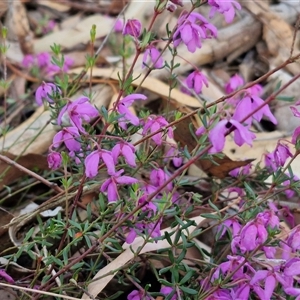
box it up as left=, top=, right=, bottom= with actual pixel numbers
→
left=283, top=175, right=299, bottom=199
left=138, top=195, right=157, bottom=215
left=100, top=169, right=138, bottom=202
left=186, top=70, right=208, bottom=94
left=232, top=94, right=277, bottom=126
left=43, top=20, right=56, bottom=34
left=160, top=287, right=177, bottom=300
left=126, top=219, right=162, bottom=244
left=37, top=52, right=51, bottom=68
left=53, top=127, right=81, bottom=152
left=290, top=102, right=300, bottom=118
left=208, top=0, right=241, bottom=23
left=123, top=19, right=141, bottom=38
left=239, top=218, right=268, bottom=252
left=292, top=126, right=300, bottom=145
left=85, top=149, right=115, bottom=178
left=286, top=225, right=300, bottom=253
left=0, top=269, right=15, bottom=284
left=114, top=19, right=124, bottom=32
left=225, top=74, right=244, bottom=94
left=35, top=82, right=61, bottom=106
left=218, top=217, right=242, bottom=238
left=173, top=12, right=217, bottom=53
left=47, top=152, right=62, bottom=169
left=264, top=152, right=277, bottom=172
left=143, top=116, right=173, bottom=145
left=169, top=0, right=183, bottom=6
left=127, top=290, right=150, bottom=300
left=208, top=119, right=256, bottom=153
left=111, top=141, right=136, bottom=167
left=164, top=145, right=182, bottom=167
left=150, top=168, right=173, bottom=191
left=57, top=96, right=99, bottom=133
left=117, top=94, right=147, bottom=129
left=274, top=143, right=293, bottom=167
left=142, top=45, right=164, bottom=69
left=229, top=163, right=251, bottom=177
left=166, top=2, right=177, bottom=12
left=22, top=54, right=35, bottom=68
left=46, top=56, right=73, bottom=75
left=250, top=270, right=277, bottom=300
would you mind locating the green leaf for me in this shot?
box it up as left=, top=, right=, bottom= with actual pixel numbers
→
left=180, top=286, right=198, bottom=295
left=200, top=213, right=220, bottom=219
left=276, top=95, right=295, bottom=102
left=179, top=270, right=195, bottom=285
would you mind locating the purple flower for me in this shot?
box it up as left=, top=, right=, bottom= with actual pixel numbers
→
left=239, top=218, right=268, bottom=252
left=47, top=152, right=62, bottom=169
left=283, top=175, right=299, bottom=199
left=164, top=145, right=182, bottom=167
left=117, top=94, right=147, bottom=129
left=208, top=0, right=241, bottom=23
left=285, top=226, right=300, bottom=255
left=57, top=96, right=99, bottom=133
left=218, top=217, right=242, bottom=238
left=22, top=54, right=35, bottom=68
left=142, top=45, right=164, bottom=69
left=127, top=290, right=150, bottom=300
left=186, top=70, right=208, bottom=94
left=225, top=74, right=244, bottom=94
left=37, top=52, right=51, bottom=68
left=251, top=271, right=276, bottom=299
left=43, top=20, right=56, bottom=34
left=53, top=127, right=81, bottom=152
left=85, top=149, right=115, bottom=178
left=160, top=287, right=177, bottom=300
left=101, top=169, right=138, bottom=202
left=123, top=19, right=141, bottom=38
left=274, top=143, right=293, bottom=167
left=138, top=195, right=157, bottom=215
left=292, top=126, right=300, bottom=145
left=114, top=19, right=124, bottom=32
left=173, top=12, right=217, bottom=53
left=291, top=107, right=300, bottom=118
left=150, top=168, right=173, bottom=191
left=0, top=269, right=15, bottom=284
left=126, top=219, right=162, bottom=244
left=166, top=2, right=177, bottom=12
left=229, top=163, right=251, bottom=177
left=232, top=94, right=277, bottom=126
left=46, top=56, right=74, bottom=75
left=211, top=255, right=254, bottom=282
left=111, top=141, right=136, bottom=167
left=35, top=82, right=61, bottom=106
left=264, top=152, right=277, bottom=172
left=143, top=116, right=173, bottom=145
left=209, top=119, right=256, bottom=153
left=170, top=0, right=183, bottom=6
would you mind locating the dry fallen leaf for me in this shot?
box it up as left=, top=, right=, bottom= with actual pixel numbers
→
left=34, top=14, right=114, bottom=52
left=0, top=152, right=49, bottom=191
